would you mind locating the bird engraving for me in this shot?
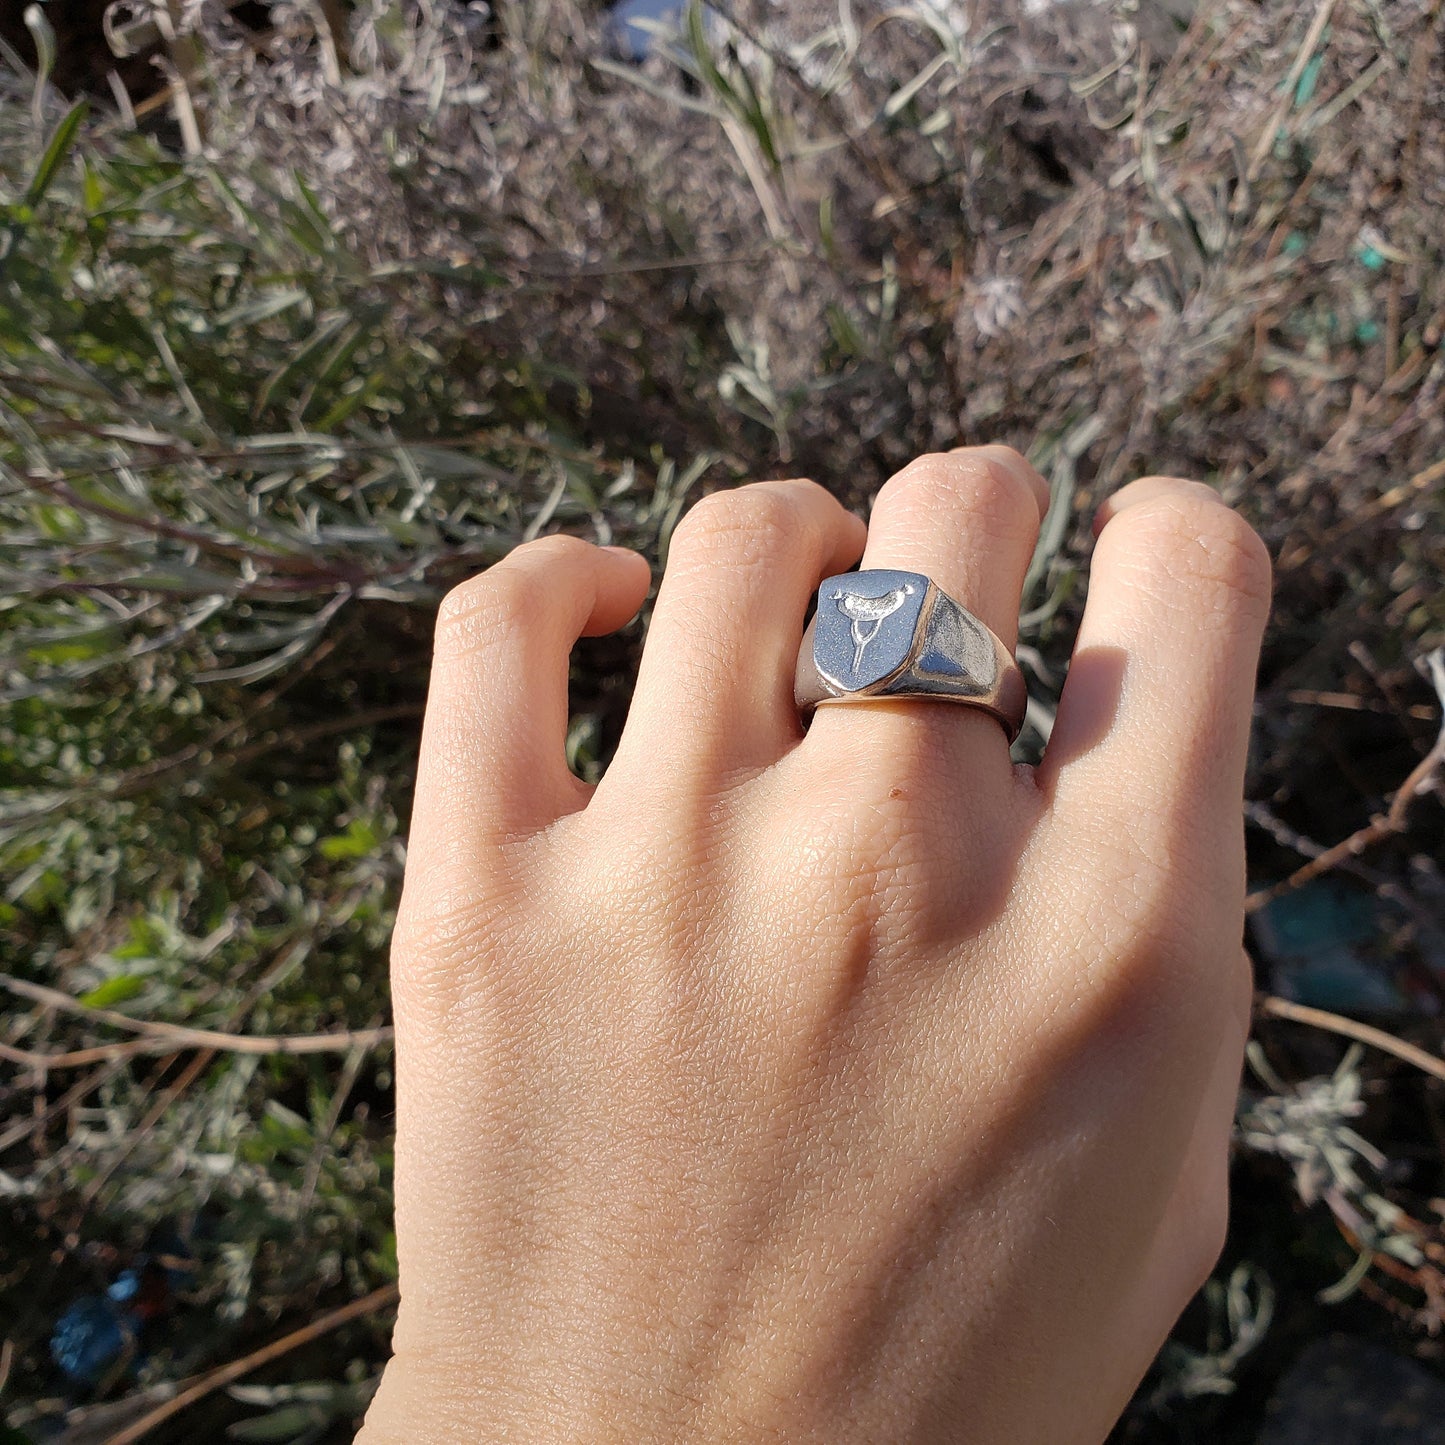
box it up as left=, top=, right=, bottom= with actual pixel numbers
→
left=833, top=584, right=915, bottom=672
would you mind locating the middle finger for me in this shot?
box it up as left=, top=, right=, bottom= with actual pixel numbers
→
left=610, top=478, right=867, bottom=785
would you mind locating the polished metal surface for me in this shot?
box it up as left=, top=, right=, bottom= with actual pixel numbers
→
left=794, top=569, right=1028, bottom=742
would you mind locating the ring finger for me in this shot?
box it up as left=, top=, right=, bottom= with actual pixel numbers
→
left=803, top=445, right=1049, bottom=785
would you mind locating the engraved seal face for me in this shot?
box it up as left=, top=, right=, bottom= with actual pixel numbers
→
left=812, top=569, right=929, bottom=693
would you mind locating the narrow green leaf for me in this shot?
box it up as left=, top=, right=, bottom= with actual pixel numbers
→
left=369, top=258, right=507, bottom=288
left=731, top=59, right=779, bottom=167
left=110, top=563, right=239, bottom=593
left=215, top=288, right=309, bottom=329
left=686, top=0, right=728, bottom=101
left=25, top=637, right=107, bottom=665
left=277, top=194, right=335, bottom=257
left=588, top=56, right=719, bottom=119
left=824, top=301, right=864, bottom=358
left=24, top=100, right=88, bottom=208
left=395, top=445, right=508, bottom=479
left=81, top=158, right=104, bottom=213
left=299, top=320, right=370, bottom=419
left=1293, top=52, right=1324, bottom=110
left=311, top=367, right=387, bottom=431
left=228, top=1404, right=328, bottom=1441
left=318, top=818, right=379, bottom=860
left=293, top=170, right=335, bottom=236
left=78, top=974, right=146, bottom=1008
left=34, top=503, right=84, bottom=540
left=255, top=312, right=351, bottom=416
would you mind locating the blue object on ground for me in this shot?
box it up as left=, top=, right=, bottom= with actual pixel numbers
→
left=49, top=1253, right=186, bottom=1386
left=49, top=1287, right=138, bottom=1385
left=1251, top=879, right=1407, bottom=1013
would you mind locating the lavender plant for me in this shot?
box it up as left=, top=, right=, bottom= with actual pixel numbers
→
left=2, top=2, right=1444, bottom=1439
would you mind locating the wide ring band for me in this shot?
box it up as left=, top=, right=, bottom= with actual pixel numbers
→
left=794, top=569, right=1028, bottom=742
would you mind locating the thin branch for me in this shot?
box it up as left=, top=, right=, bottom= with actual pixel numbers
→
left=1256, top=994, right=1445, bottom=1085
left=1246, top=0, right=1343, bottom=182
left=0, top=1037, right=145, bottom=1069
left=1283, top=688, right=1435, bottom=720
left=0, top=976, right=392, bottom=1061
left=27, top=474, right=333, bottom=575
left=1247, top=648, right=1445, bottom=913
left=0, top=624, right=355, bottom=825
left=100, top=1283, right=399, bottom=1445
left=1319, top=454, right=1445, bottom=549
left=299, top=1039, right=370, bottom=1213
left=103, top=699, right=420, bottom=806
left=0, top=1058, right=127, bottom=1154
left=80, top=1046, right=217, bottom=1208
left=513, top=243, right=785, bottom=279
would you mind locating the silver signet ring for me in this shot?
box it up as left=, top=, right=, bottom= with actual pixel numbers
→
left=793, top=569, right=1028, bottom=742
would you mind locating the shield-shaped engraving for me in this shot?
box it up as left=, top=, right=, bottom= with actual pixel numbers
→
left=812, top=569, right=928, bottom=693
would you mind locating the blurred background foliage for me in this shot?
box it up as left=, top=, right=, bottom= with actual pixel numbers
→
left=1, top=0, right=1443, bottom=1440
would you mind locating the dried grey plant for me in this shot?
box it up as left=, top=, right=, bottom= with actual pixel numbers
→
left=1239, top=1042, right=1429, bottom=1296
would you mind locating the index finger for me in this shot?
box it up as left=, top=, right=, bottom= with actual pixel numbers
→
left=1037, top=478, right=1271, bottom=872
left=409, top=537, right=652, bottom=867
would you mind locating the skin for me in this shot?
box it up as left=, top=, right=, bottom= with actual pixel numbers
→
left=356, top=447, right=1272, bottom=1444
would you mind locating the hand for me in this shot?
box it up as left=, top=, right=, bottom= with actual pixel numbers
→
left=357, top=447, right=1270, bottom=1444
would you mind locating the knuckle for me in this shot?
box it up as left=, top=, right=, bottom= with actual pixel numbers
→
left=392, top=881, right=487, bottom=972
left=670, top=482, right=814, bottom=570
left=518, top=531, right=595, bottom=566
left=876, top=450, right=1039, bottom=543
left=389, top=873, right=528, bottom=1028
left=1108, top=860, right=1211, bottom=987
left=435, top=573, right=491, bottom=633
left=434, top=543, right=576, bottom=650
left=960, top=444, right=1038, bottom=504
left=389, top=915, right=474, bottom=1028
left=434, top=576, right=528, bottom=655
left=1115, top=492, right=1272, bottom=619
